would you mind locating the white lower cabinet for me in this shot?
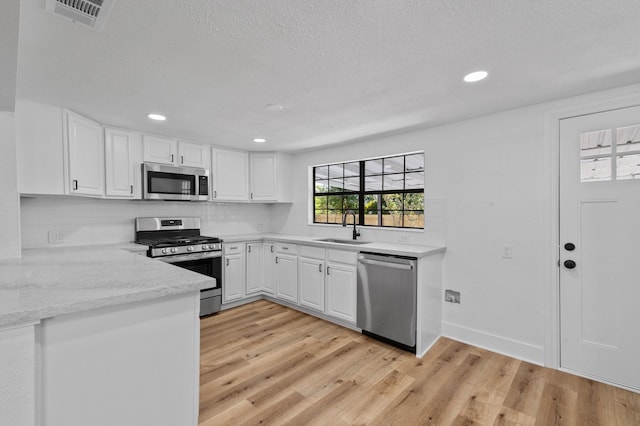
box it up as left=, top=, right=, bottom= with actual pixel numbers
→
left=275, top=244, right=298, bottom=303
left=325, top=251, right=358, bottom=324
left=262, top=243, right=276, bottom=294
left=223, top=243, right=245, bottom=303
left=299, top=256, right=325, bottom=312
left=237, top=242, right=357, bottom=326
left=298, top=245, right=327, bottom=312
left=245, top=243, right=263, bottom=295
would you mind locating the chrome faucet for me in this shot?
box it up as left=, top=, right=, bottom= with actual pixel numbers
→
left=342, top=210, right=360, bottom=240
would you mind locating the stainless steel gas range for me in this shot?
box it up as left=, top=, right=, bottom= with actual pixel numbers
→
left=135, top=217, right=222, bottom=316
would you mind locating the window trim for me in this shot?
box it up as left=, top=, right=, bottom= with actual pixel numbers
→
left=312, top=152, right=425, bottom=229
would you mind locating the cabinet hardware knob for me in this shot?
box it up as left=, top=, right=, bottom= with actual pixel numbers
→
left=270, top=246, right=274, bottom=253
left=564, top=243, right=576, bottom=251
left=130, top=185, right=133, bottom=194
left=564, top=259, right=577, bottom=269
left=226, top=258, right=229, bottom=266
left=73, top=180, right=78, bottom=190
left=181, top=155, right=184, bottom=164
left=275, top=257, right=279, bottom=264
left=171, top=154, right=174, bottom=163
left=248, top=246, right=251, bottom=253
left=327, top=266, right=330, bottom=275
left=319, top=264, right=323, bottom=273
left=214, top=190, right=217, bottom=198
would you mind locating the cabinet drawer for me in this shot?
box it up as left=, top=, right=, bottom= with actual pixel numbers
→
left=224, top=242, right=245, bottom=255
left=327, top=249, right=357, bottom=265
left=275, top=243, right=297, bottom=254
left=299, top=245, right=325, bottom=259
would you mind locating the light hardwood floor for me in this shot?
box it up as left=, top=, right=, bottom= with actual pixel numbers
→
left=199, top=300, right=640, bottom=425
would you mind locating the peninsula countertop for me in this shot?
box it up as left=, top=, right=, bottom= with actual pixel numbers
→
left=0, top=244, right=215, bottom=328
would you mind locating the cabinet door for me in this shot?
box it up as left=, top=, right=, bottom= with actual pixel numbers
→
left=177, top=142, right=208, bottom=168
left=326, top=262, right=357, bottom=323
left=104, top=128, right=135, bottom=198
left=223, top=253, right=245, bottom=303
left=66, top=111, right=104, bottom=197
left=245, top=243, right=263, bottom=295
left=299, top=256, right=325, bottom=312
left=211, top=148, right=249, bottom=201
left=143, top=135, right=177, bottom=165
left=262, top=243, right=275, bottom=294
left=249, top=153, right=277, bottom=201
left=275, top=253, right=298, bottom=303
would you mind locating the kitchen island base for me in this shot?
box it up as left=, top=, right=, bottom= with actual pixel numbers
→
left=39, top=292, right=200, bottom=426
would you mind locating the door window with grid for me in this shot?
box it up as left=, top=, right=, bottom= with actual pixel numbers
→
left=313, top=153, right=424, bottom=229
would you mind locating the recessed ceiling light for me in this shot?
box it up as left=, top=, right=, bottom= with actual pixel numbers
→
left=147, top=113, right=166, bottom=121
left=253, top=138, right=267, bottom=143
left=265, top=104, right=284, bottom=112
left=463, top=71, right=488, bottom=83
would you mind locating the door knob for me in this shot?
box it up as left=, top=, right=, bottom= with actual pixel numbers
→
left=564, top=243, right=576, bottom=251
left=564, top=260, right=577, bottom=269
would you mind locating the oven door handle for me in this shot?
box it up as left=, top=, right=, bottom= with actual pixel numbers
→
left=156, top=251, right=222, bottom=264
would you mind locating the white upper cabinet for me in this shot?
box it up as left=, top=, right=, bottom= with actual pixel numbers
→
left=249, top=152, right=292, bottom=202
left=65, top=110, right=105, bottom=197
left=143, top=136, right=208, bottom=169
left=104, top=128, right=141, bottom=199
left=15, top=100, right=66, bottom=195
left=143, top=135, right=177, bottom=165
left=177, top=141, right=208, bottom=168
left=211, top=148, right=249, bottom=201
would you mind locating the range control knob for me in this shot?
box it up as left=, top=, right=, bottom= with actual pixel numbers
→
left=208, top=244, right=215, bottom=249
left=187, top=246, right=193, bottom=252
left=161, top=248, right=168, bottom=254
left=171, top=247, right=178, bottom=253
left=202, top=245, right=208, bottom=250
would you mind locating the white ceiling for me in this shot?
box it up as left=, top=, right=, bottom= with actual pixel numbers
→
left=14, top=0, right=640, bottom=152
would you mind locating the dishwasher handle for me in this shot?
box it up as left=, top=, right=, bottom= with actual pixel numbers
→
left=359, top=258, right=414, bottom=270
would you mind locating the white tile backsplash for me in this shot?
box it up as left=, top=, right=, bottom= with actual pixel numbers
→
left=20, top=197, right=274, bottom=249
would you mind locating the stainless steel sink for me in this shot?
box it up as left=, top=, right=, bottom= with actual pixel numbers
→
left=314, top=238, right=371, bottom=245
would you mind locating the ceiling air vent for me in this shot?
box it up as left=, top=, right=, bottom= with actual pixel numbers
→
left=45, top=0, right=115, bottom=32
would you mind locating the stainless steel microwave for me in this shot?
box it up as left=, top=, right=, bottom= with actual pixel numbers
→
left=142, top=162, right=209, bottom=201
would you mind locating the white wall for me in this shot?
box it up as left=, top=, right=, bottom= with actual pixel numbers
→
left=21, top=197, right=273, bottom=249
left=274, top=101, right=550, bottom=363
left=274, top=83, right=640, bottom=364
left=0, top=112, right=21, bottom=258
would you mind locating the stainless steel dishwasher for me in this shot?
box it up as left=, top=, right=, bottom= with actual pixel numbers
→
left=357, top=252, right=417, bottom=352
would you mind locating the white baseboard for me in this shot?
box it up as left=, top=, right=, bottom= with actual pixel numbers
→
left=442, top=321, right=544, bottom=366
left=417, top=334, right=442, bottom=358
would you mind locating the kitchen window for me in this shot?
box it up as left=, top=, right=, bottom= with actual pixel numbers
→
left=313, top=152, right=424, bottom=229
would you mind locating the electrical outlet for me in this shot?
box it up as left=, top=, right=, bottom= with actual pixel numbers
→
left=48, top=231, right=64, bottom=244
left=502, top=245, right=512, bottom=259
left=445, top=289, right=461, bottom=304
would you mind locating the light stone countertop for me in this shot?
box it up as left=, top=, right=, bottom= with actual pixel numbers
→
left=220, top=233, right=446, bottom=258
left=0, top=243, right=215, bottom=328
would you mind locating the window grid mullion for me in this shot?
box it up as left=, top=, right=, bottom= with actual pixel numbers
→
left=313, top=153, right=423, bottom=229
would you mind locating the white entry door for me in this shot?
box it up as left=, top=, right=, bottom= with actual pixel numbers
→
left=559, top=105, right=640, bottom=391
